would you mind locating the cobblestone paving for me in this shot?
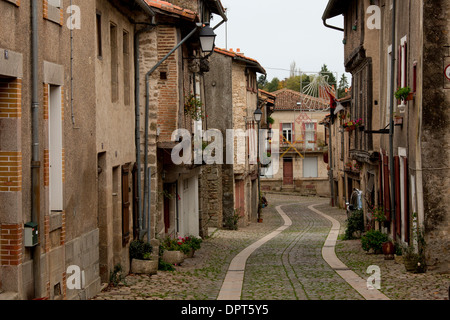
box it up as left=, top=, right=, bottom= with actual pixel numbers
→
left=242, top=197, right=363, bottom=300
left=92, top=193, right=449, bottom=301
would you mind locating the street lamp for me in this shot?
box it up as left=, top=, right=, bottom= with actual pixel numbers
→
left=253, top=108, right=262, bottom=123
left=198, top=22, right=216, bottom=53
left=254, top=108, right=262, bottom=222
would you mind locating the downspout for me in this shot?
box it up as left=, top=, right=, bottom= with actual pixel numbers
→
left=323, top=18, right=344, bottom=32
left=329, top=121, right=335, bottom=207
left=389, top=0, right=397, bottom=231
left=321, top=10, right=343, bottom=208
left=133, top=0, right=156, bottom=241
left=256, top=74, right=266, bottom=221
left=31, top=0, right=42, bottom=299
left=142, top=25, right=200, bottom=240
left=134, top=24, right=155, bottom=242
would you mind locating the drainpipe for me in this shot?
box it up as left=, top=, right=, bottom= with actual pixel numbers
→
left=142, top=25, right=200, bottom=240
left=133, top=0, right=156, bottom=241
left=323, top=19, right=344, bottom=32
left=31, top=0, right=42, bottom=299
left=389, top=0, right=397, bottom=232
left=329, top=121, right=335, bottom=207
left=134, top=24, right=155, bottom=242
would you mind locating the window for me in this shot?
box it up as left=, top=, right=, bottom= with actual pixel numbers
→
left=398, top=36, right=407, bottom=89
left=123, top=30, right=130, bottom=105
left=48, top=0, right=61, bottom=7
left=386, top=45, right=392, bottom=125
left=304, top=122, right=316, bottom=149
left=49, top=85, right=63, bottom=211
left=44, top=0, right=63, bottom=25
left=110, top=23, right=118, bottom=102
left=282, top=123, right=293, bottom=143
left=96, top=13, right=102, bottom=58
left=303, top=157, right=318, bottom=178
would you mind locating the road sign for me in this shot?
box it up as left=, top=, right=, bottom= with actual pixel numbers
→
left=445, top=64, right=450, bottom=81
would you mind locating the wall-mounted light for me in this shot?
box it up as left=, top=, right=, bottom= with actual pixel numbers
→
left=253, top=108, right=262, bottom=124
left=199, top=22, right=216, bottom=53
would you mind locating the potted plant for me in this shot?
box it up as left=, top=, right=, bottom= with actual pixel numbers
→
left=382, top=240, right=395, bottom=260
left=394, top=86, right=412, bottom=113
left=394, top=241, right=403, bottom=264
left=361, top=230, right=389, bottom=254
left=402, top=225, right=427, bottom=273
left=394, top=86, right=413, bottom=102
left=161, top=237, right=188, bottom=265
left=184, top=94, right=204, bottom=121
left=343, top=118, right=363, bottom=132
left=267, top=116, right=275, bottom=125
left=182, top=236, right=203, bottom=258
left=129, top=240, right=158, bottom=275
left=345, top=162, right=352, bottom=170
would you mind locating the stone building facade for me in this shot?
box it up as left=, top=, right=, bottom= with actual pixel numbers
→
left=262, top=89, right=330, bottom=197
left=323, top=0, right=450, bottom=273
left=204, top=48, right=266, bottom=228
left=0, top=0, right=99, bottom=300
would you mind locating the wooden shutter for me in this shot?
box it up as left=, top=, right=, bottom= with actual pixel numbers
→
left=398, top=45, right=402, bottom=89
left=394, top=156, right=401, bottom=238
left=403, top=42, right=407, bottom=87
left=280, top=123, right=284, bottom=144
left=403, top=157, right=410, bottom=243
left=292, top=122, right=295, bottom=143
left=383, top=155, right=391, bottom=221
left=132, top=163, right=139, bottom=240
left=122, top=165, right=131, bottom=245
left=378, top=154, right=383, bottom=208
left=314, top=123, right=318, bottom=143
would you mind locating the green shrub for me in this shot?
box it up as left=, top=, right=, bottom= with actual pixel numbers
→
left=129, top=240, right=153, bottom=260
left=184, top=236, right=202, bottom=251
left=344, top=209, right=365, bottom=240
left=161, top=236, right=201, bottom=255
left=158, top=259, right=175, bottom=272
left=361, top=230, right=388, bottom=253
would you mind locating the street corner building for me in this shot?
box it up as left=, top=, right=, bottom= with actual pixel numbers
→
left=322, top=0, right=450, bottom=273
left=0, top=0, right=227, bottom=300
left=203, top=47, right=267, bottom=229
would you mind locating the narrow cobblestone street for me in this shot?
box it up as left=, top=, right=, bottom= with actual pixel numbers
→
left=92, top=193, right=449, bottom=301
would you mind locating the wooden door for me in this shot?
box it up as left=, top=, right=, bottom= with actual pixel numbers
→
left=163, top=184, right=171, bottom=234
left=122, top=165, right=130, bottom=245
left=283, top=158, right=293, bottom=185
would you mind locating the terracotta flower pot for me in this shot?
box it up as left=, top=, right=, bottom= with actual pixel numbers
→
left=382, top=241, right=394, bottom=255
left=382, top=241, right=395, bottom=260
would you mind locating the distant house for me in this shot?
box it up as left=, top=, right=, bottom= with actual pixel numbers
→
left=204, top=47, right=266, bottom=228
left=261, top=89, right=330, bottom=197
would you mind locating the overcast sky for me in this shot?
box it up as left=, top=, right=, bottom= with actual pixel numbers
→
left=214, top=0, right=349, bottom=83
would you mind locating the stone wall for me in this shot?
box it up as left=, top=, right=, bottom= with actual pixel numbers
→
left=199, top=164, right=223, bottom=235
left=422, top=0, right=450, bottom=273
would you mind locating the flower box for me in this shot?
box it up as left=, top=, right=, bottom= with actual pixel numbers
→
left=162, top=250, right=185, bottom=265
left=131, top=259, right=158, bottom=275
left=394, top=116, right=403, bottom=126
